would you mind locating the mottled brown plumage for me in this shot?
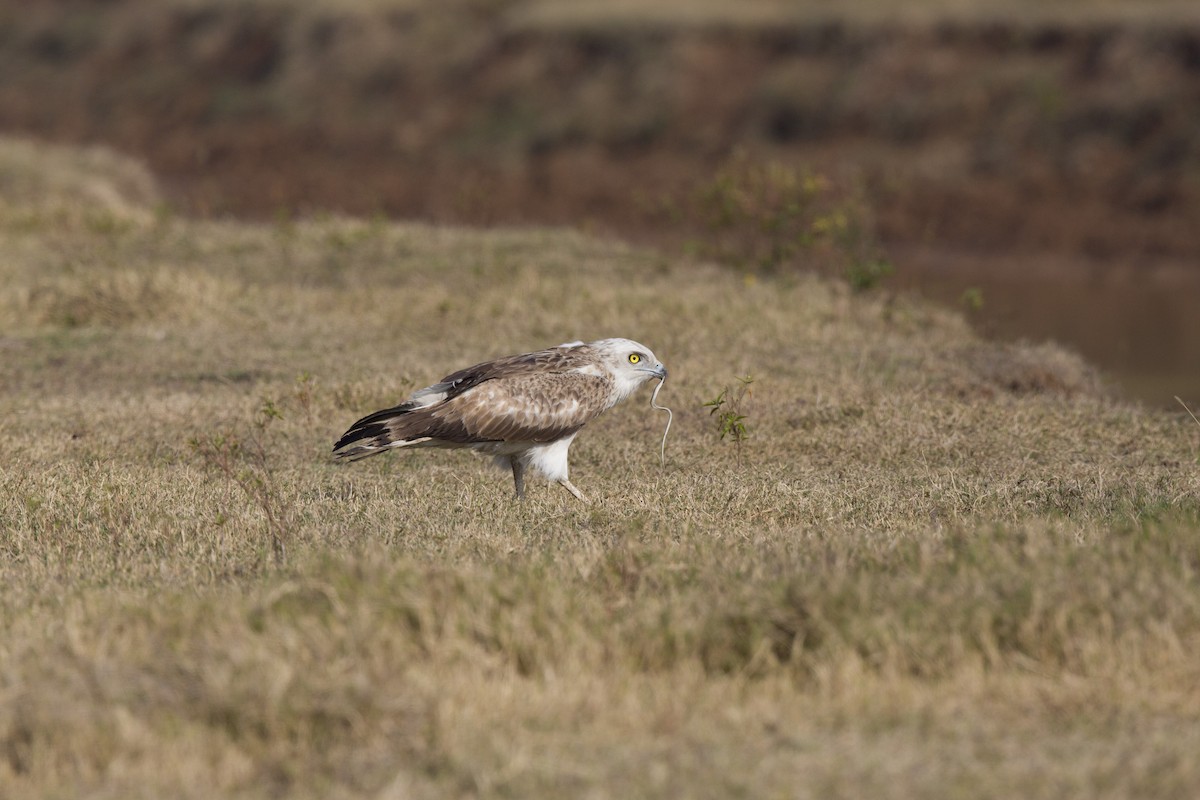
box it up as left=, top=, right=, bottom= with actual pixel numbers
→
left=333, top=338, right=667, bottom=501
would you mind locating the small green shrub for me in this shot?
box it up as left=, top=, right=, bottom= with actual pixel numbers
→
left=961, top=286, right=985, bottom=312
left=845, top=258, right=894, bottom=292
left=703, top=374, right=755, bottom=464
left=658, top=151, right=893, bottom=290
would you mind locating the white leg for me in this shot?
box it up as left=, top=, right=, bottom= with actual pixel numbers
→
left=558, top=479, right=588, bottom=503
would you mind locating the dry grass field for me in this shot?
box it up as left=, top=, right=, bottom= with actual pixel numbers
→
left=2, top=137, right=1200, bottom=798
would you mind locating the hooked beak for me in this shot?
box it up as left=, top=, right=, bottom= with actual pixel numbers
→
left=641, top=363, right=667, bottom=380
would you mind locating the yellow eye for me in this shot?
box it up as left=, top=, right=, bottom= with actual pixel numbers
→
left=628, top=353, right=642, bottom=364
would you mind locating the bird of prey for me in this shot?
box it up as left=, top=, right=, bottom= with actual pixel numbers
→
left=332, top=338, right=667, bottom=501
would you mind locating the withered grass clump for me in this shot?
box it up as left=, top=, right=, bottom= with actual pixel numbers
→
left=2, top=138, right=1200, bottom=799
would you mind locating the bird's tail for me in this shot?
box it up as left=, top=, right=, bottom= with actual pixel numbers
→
left=331, top=403, right=433, bottom=461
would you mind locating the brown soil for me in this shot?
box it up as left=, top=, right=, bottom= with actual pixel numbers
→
left=3, top=2, right=1199, bottom=404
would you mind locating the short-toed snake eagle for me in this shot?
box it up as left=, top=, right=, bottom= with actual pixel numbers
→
left=332, top=338, right=667, bottom=501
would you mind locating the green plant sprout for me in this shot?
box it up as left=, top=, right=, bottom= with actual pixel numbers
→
left=704, top=374, right=755, bottom=464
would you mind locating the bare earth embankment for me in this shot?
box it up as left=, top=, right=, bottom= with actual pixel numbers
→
left=2, top=139, right=1199, bottom=798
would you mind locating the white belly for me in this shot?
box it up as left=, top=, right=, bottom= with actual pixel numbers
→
left=478, top=434, right=578, bottom=482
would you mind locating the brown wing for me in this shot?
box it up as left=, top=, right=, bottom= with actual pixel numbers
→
left=436, top=345, right=598, bottom=402
left=423, top=371, right=611, bottom=444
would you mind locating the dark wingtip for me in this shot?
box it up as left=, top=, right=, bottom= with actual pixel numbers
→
left=332, top=422, right=389, bottom=455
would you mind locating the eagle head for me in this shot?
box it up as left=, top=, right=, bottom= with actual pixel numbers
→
left=586, top=337, right=667, bottom=403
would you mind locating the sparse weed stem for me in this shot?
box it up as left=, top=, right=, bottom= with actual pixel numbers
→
left=273, top=206, right=297, bottom=269
left=1178, top=396, right=1200, bottom=464
left=293, top=372, right=317, bottom=419
left=1178, top=396, right=1200, bottom=430
left=189, top=397, right=295, bottom=567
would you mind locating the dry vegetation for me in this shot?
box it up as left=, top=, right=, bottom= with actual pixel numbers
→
left=89, top=0, right=1200, bottom=25
left=511, top=0, right=1200, bottom=28
left=2, top=137, right=1200, bottom=798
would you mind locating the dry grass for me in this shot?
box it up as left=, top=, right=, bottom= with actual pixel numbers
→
left=2, top=137, right=1200, bottom=798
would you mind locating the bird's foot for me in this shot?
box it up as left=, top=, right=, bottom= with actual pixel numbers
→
left=558, top=479, right=588, bottom=503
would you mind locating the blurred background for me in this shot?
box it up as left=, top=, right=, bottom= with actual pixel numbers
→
left=2, top=0, right=1198, bottom=407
